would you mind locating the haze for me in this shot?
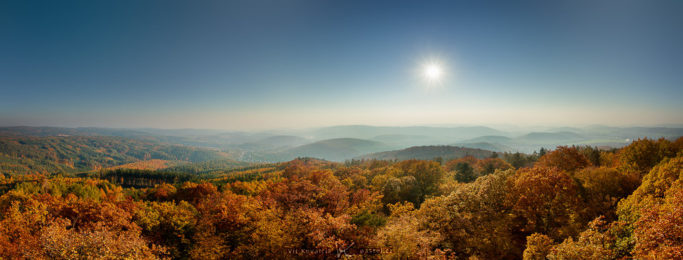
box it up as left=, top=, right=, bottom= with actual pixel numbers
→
left=2, top=0, right=682, bottom=130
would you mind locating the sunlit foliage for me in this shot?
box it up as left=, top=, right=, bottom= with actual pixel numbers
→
left=535, top=146, right=591, bottom=172
left=0, top=138, right=680, bottom=258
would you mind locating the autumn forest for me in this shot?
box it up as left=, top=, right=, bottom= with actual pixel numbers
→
left=0, top=136, right=681, bottom=259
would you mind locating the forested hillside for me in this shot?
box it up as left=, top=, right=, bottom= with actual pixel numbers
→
left=0, top=136, right=230, bottom=174
left=0, top=137, right=680, bottom=258
left=357, top=145, right=493, bottom=161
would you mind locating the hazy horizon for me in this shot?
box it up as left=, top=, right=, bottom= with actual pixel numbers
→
left=2, top=123, right=683, bottom=134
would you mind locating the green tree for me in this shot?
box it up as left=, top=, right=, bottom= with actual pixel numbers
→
left=453, top=162, right=476, bottom=183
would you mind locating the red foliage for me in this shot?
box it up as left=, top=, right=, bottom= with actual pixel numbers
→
left=506, top=167, right=584, bottom=238
left=535, top=146, right=591, bottom=172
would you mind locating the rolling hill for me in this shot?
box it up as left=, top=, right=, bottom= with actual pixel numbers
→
left=356, top=145, right=494, bottom=161
left=452, top=142, right=513, bottom=152
left=460, top=135, right=513, bottom=144
left=515, top=131, right=585, bottom=144
left=0, top=126, right=151, bottom=137
left=4, top=126, right=681, bottom=159
left=258, top=138, right=392, bottom=162
left=308, top=125, right=504, bottom=140
left=238, top=135, right=311, bottom=151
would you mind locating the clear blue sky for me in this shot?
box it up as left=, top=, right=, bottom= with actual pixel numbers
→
left=2, top=0, right=682, bottom=130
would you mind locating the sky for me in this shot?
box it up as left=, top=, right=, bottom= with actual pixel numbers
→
left=1, top=0, right=682, bottom=130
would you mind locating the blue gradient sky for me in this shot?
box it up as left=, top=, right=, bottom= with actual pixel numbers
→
left=1, top=0, right=682, bottom=130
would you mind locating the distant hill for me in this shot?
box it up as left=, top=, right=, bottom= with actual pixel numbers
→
left=259, top=138, right=391, bottom=162
left=516, top=131, right=585, bottom=143
left=3, top=126, right=681, bottom=158
left=0, top=126, right=273, bottom=151
left=453, top=142, right=513, bottom=152
left=580, top=126, right=683, bottom=139
left=370, top=134, right=441, bottom=147
left=132, top=128, right=228, bottom=136
left=0, top=136, right=230, bottom=175
left=461, top=135, right=513, bottom=143
left=357, top=145, right=493, bottom=161
left=0, top=126, right=151, bottom=137
left=454, top=136, right=514, bottom=152
left=309, top=125, right=503, bottom=140
left=238, top=135, right=311, bottom=151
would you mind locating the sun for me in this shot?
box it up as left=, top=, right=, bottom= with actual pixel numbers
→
left=421, top=62, right=444, bottom=84
left=415, top=57, right=449, bottom=87
left=424, top=64, right=442, bottom=80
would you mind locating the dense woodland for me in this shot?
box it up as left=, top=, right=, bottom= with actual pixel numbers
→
left=0, top=137, right=681, bottom=259
left=0, top=136, right=231, bottom=175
